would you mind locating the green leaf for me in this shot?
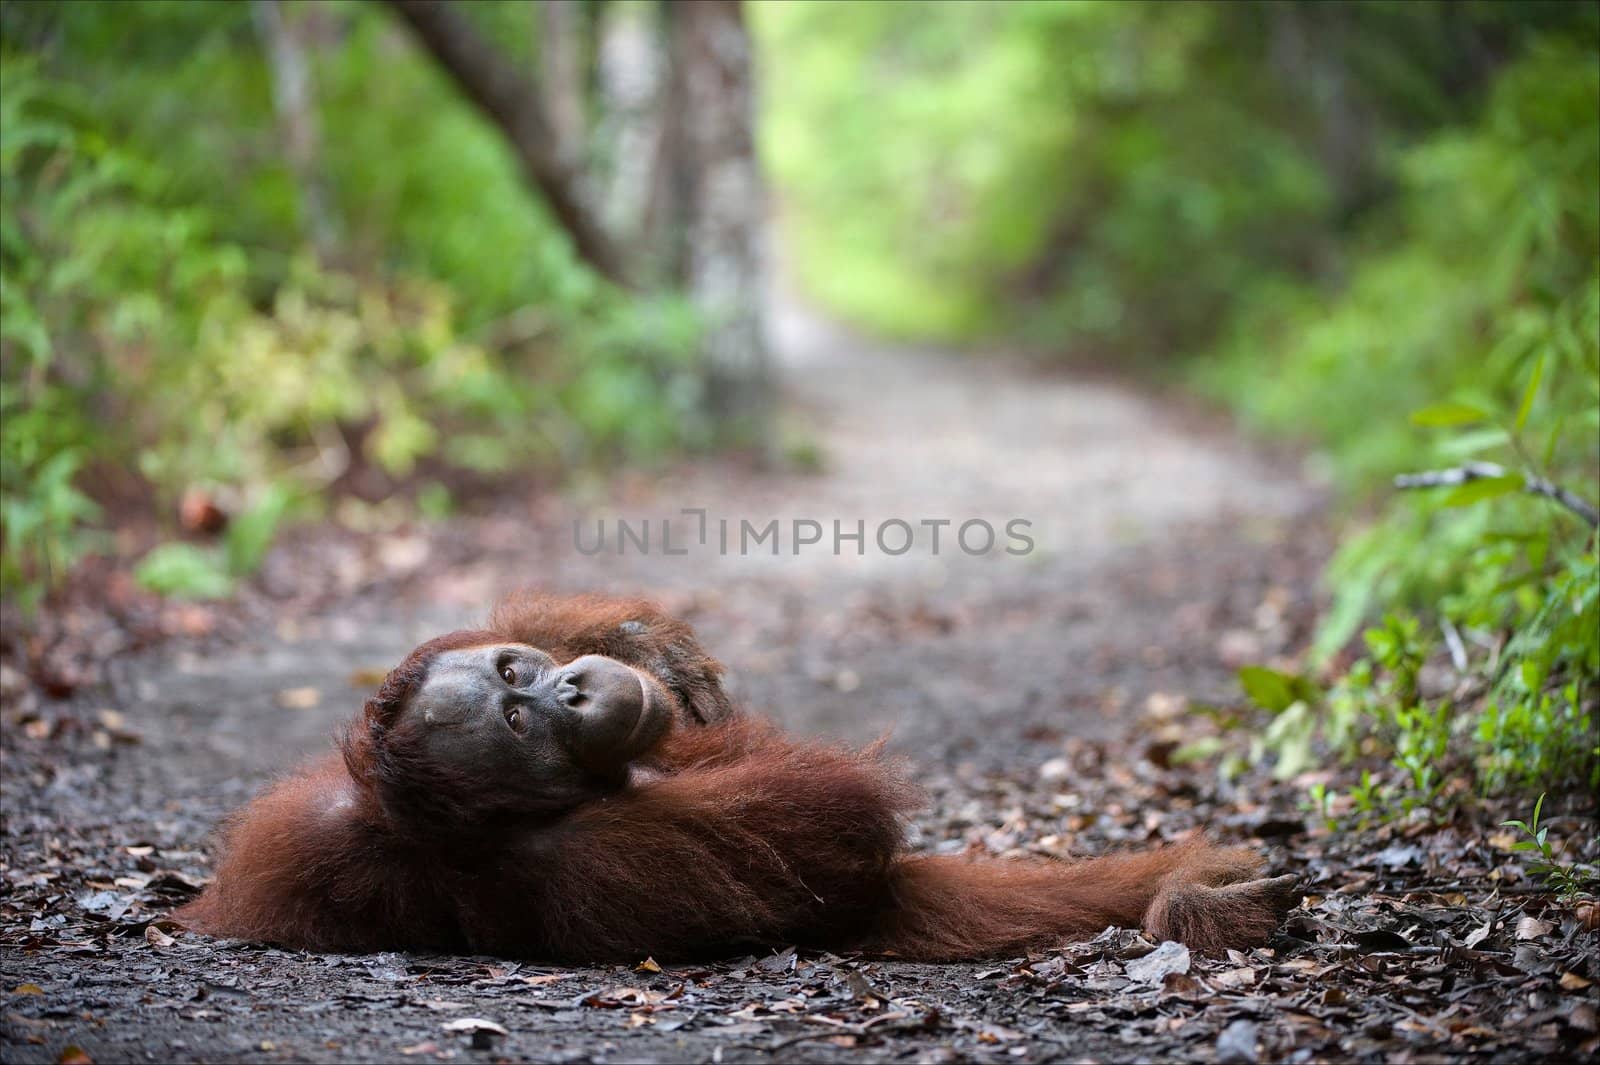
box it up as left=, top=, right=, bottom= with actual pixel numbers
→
left=1264, top=701, right=1316, bottom=779
left=1410, top=402, right=1490, bottom=428
left=1169, top=737, right=1225, bottom=765
left=416, top=481, right=454, bottom=521
left=225, top=484, right=293, bottom=577
left=1514, top=352, right=1545, bottom=433
left=1440, top=474, right=1524, bottom=507
left=134, top=543, right=233, bottom=600
left=1435, top=427, right=1511, bottom=458
left=1239, top=665, right=1298, bottom=713
left=1542, top=415, right=1565, bottom=469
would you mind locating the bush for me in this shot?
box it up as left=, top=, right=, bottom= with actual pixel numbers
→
left=0, top=53, right=701, bottom=607
left=753, top=1, right=1596, bottom=357
left=1212, top=42, right=1599, bottom=809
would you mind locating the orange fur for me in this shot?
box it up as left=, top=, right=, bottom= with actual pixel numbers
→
left=178, top=594, right=1295, bottom=960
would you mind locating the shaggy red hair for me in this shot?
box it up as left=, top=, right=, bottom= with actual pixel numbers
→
left=179, top=594, right=1296, bottom=959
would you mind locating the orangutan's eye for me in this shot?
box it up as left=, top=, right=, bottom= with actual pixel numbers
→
left=505, top=707, right=522, bottom=730
left=500, top=664, right=518, bottom=685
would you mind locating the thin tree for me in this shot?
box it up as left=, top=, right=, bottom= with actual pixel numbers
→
left=662, top=0, right=770, bottom=438
left=253, top=0, right=337, bottom=257
left=386, top=0, right=772, bottom=439
left=386, top=0, right=627, bottom=286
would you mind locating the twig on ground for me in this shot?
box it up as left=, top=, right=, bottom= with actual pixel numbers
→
left=1394, top=461, right=1600, bottom=526
left=754, top=1010, right=917, bottom=1053
left=1390, top=1000, right=1457, bottom=1039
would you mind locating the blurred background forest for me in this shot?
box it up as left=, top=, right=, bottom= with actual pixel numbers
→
left=1, top=0, right=1596, bottom=817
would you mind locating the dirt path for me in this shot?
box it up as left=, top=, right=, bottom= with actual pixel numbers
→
left=121, top=295, right=1319, bottom=771
left=2, top=298, right=1330, bottom=1064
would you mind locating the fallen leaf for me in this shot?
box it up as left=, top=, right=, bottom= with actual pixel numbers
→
left=1559, top=972, right=1592, bottom=991
left=144, top=925, right=175, bottom=947
left=755, top=947, right=796, bottom=973
left=1374, top=843, right=1424, bottom=869
left=845, top=969, right=882, bottom=1003
left=1210, top=966, right=1259, bottom=990
left=635, top=956, right=662, bottom=974
left=277, top=687, right=321, bottom=710
left=1216, top=1019, right=1258, bottom=1064
left=1160, top=971, right=1203, bottom=999
left=1039, top=758, right=1071, bottom=782
left=11, top=984, right=44, bottom=995
left=976, top=1024, right=1022, bottom=1044
left=1126, top=940, right=1190, bottom=984
left=582, top=986, right=668, bottom=1009
left=348, top=668, right=388, bottom=689
left=1515, top=916, right=1553, bottom=940
left=398, top=1042, right=439, bottom=1056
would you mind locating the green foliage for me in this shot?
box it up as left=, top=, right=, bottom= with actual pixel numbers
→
left=0, top=440, right=99, bottom=610
left=316, top=4, right=597, bottom=326
left=1200, top=38, right=1600, bottom=497
left=754, top=1, right=1595, bottom=352
left=1238, top=665, right=1319, bottom=714
left=1193, top=38, right=1600, bottom=815
left=1501, top=794, right=1598, bottom=902
left=1236, top=568, right=1596, bottom=820
left=133, top=543, right=235, bottom=601
left=1, top=5, right=704, bottom=607
left=224, top=484, right=295, bottom=579
left=132, top=482, right=297, bottom=599
left=0, top=59, right=115, bottom=604
left=1475, top=550, right=1600, bottom=795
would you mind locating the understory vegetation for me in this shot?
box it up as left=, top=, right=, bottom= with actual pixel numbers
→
left=754, top=2, right=1599, bottom=820
left=1209, top=38, right=1599, bottom=826
left=2, top=2, right=703, bottom=607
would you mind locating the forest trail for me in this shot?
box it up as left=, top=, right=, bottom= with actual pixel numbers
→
left=102, top=292, right=1322, bottom=785
left=3, top=295, right=1330, bottom=1065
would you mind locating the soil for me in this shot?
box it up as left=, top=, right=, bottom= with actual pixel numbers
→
left=3, top=299, right=1595, bottom=1064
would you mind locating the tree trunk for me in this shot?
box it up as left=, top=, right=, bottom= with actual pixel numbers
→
left=386, top=0, right=771, bottom=440
left=538, top=0, right=586, bottom=171
left=596, top=3, right=666, bottom=254
left=664, top=0, right=771, bottom=442
left=252, top=0, right=336, bottom=257
left=385, top=0, right=628, bottom=286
